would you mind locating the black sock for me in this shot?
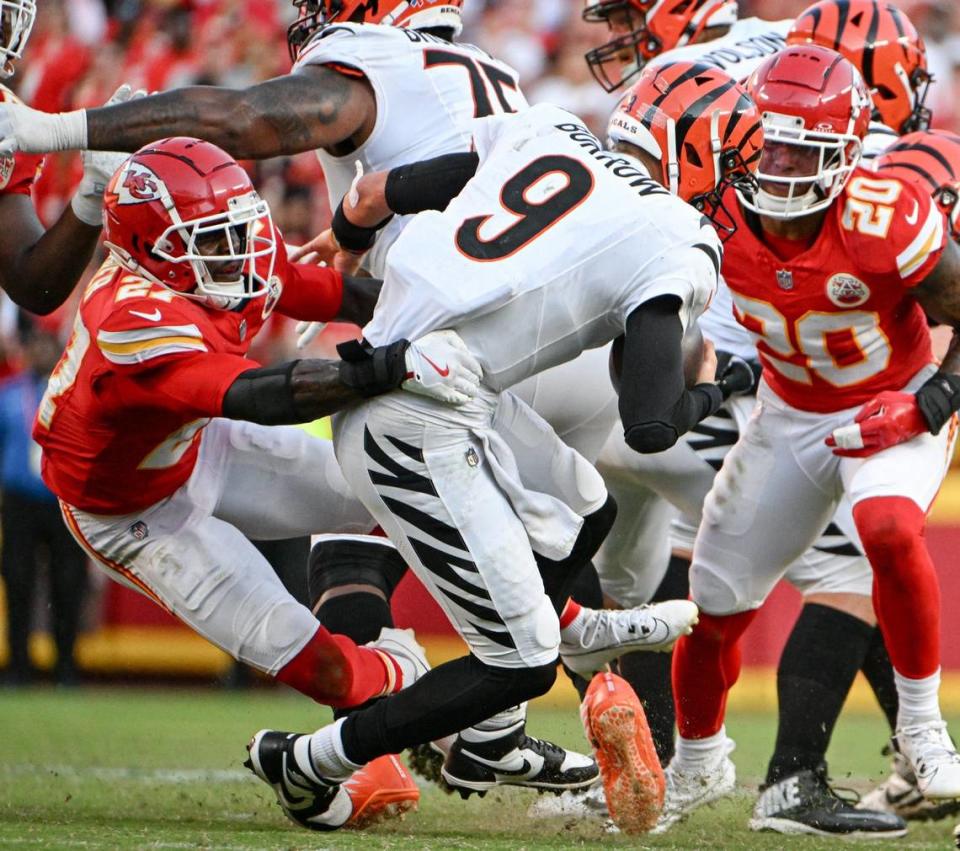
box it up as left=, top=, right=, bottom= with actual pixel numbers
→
left=766, top=602, right=874, bottom=785
left=562, top=561, right=605, bottom=700
left=536, top=496, right=617, bottom=614
left=340, top=654, right=557, bottom=765
left=615, top=554, right=691, bottom=764
left=861, top=626, right=899, bottom=734
left=317, top=592, right=393, bottom=645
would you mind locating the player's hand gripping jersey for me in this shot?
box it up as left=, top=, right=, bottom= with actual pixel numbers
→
left=722, top=168, right=944, bottom=413
left=363, top=104, right=719, bottom=391
left=33, top=241, right=344, bottom=515
left=294, top=22, right=527, bottom=277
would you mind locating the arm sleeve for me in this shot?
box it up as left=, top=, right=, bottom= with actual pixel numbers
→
left=274, top=238, right=344, bottom=321
left=384, top=152, right=481, bottom=215
left=618, top=296, right=723, bottom=454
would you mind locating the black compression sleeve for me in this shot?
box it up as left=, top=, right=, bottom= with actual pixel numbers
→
left=618, top=297, right=723, bottom=453
left=221, top=361, right=300, bottom=425
left=385, top=151, right=481, bottom=215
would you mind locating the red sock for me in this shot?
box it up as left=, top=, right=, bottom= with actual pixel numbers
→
left=672, top=609, right=758, bottom=739
left=275, top=625, right=401, bottom=709
left=559, top=598, right=581, bottom=629
left=854, top=496, right=940, bottom=679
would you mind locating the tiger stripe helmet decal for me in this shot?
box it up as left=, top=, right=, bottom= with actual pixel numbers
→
left=788, top=0, right=931, bottom=134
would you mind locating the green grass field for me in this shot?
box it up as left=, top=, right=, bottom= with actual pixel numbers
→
left=1, top=686, right=957, bottom=850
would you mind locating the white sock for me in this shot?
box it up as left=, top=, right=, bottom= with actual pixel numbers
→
left=674, top=727, right=728, bottom=768
left=462, top=703, right=527, bottom=740
left=560, top=606, right=588, bottom=643
left=307, top=718, right=364, bottom=782
left=895, top=668, right=942, bottom=728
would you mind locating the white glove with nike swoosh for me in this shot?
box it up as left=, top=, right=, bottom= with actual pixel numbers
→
left=71, top=85, right=146, bottom=226
left=401, top=330, right=482, bottom=406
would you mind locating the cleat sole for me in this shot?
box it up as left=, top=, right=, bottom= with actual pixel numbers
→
left=589, top=703, right=664, bottom=835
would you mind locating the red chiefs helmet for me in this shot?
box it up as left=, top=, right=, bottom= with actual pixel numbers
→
left=607, top=61, right=762, bottom=236
left=583, top=0, right=738, bottom=92
left=877, top=130, right=960, bottom=243
left=0, top=0, right=35, bottom=78
left=787, top=0, right=931, bottom=135
left=103, top=138, right=278, bottom=311
left=741, top=45, right=871, bottom=219
left=288, top=0, right=464, bottom=61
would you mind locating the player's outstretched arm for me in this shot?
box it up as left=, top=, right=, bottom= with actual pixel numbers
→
left=222, top=331, right=482, bottom=425
left=0, top=66, right=375, bottom=160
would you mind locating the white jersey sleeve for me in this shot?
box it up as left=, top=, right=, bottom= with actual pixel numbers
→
left=364, top=106, right=719, bottom=391
left=293, top=23, right=528, bottom=278
left=646, top=17, right=791, bottom=82
left=862, top=120, right=899, bottom=160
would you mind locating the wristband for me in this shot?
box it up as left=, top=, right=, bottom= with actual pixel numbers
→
left=331, top=200, right=393, bottom=254
left=337, top=338, right=410, bottom=397
left=916, top=372, right=960, bottom=435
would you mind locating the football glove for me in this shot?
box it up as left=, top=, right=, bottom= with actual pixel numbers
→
left=714, top=350, right=759, bottom=399
left=71, top=85, right=145, bottom=226
left=826, top=391, right=928, bottom=458
left=402, top=330, right=482, bottom=406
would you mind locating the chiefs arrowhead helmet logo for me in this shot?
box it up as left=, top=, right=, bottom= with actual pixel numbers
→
left=114, top=161, right=166, bottom=205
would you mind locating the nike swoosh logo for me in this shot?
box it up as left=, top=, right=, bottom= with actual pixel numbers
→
left=129, top=308, right=162, bottom=322
left=459, top=748, right=537, bottom=778
left=905, top=201, right=919, bottom=226
left=422, top=354, right=450, bottom=377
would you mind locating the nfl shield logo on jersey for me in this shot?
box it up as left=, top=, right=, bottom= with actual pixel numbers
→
left=776, top=269, right=794, bottom=290
left=826, top=273, right=871, bottom=308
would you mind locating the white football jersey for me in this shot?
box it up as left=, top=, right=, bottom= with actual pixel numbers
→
left=293, top=23, right=528, bottom=277
left=646, top=16, right=790, bottom=81
left=364, top=105, right=719, bottom=391
left=646, top=17, right=791, bottom=360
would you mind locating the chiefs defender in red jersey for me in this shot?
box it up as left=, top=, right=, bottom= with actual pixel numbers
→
left=33, top=137, right=481, bottom=830
left=661, top=45, right=960, bottom=834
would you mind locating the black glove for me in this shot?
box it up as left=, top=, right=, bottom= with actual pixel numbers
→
left=337, top=338, right=410, bottom=397
left=715, top=350, right=760, bottom=399
left=915, top=372, right=960, bottom=435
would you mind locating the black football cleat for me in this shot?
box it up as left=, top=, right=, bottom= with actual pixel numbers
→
left=441, top=721, right=599, bottom=797
left=245, top=729, right=351, bottom=831
left=749, top=765, right=907, bottom=838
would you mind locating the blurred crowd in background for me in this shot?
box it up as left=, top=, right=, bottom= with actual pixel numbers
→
left=1, top=0, right=960, bottom=685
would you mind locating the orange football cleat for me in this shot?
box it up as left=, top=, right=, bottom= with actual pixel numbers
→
left=581, top=671, right=665, bottom=834
left=344, top=754, right=420, bottom=829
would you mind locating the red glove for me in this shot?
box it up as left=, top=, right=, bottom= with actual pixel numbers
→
left=826, top=391, right=927, bottom=458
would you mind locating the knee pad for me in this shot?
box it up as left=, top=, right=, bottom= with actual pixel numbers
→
left=853, top=497, right=925, bottom=565
left=308, top=534, right=409, bottom=610
left=689, top=560, right=753, bottom=616
left=500, top=595, right=561, bottom=669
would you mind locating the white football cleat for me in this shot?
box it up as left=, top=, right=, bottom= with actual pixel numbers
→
left=366, top=627, right=430, bottom=690
left=895, top=721, right=960, bottom=800
left=860, top=747, right=960, bottom=821
left=653, top=738, right=736, bottom=833
left=560, top=600, right=699, bottom=677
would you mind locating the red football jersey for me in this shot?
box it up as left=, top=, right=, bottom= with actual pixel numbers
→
left=722, top=167, right=943, bottom=413
left=34, top=243, right=344, bottom=514
left=0, top=85, right=42, bottom=195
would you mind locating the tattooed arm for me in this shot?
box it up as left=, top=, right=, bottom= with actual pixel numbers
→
left=10, top=66, right=376, bottom=160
